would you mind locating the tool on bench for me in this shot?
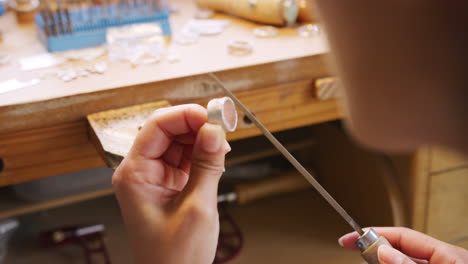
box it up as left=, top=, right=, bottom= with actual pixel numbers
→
left=43, top=0, right=59, bottom=36
left=56, top=0, right=65, bottom=34
left=218, top=170, right=311, bottom=204
left=64, top=6, right=73, bottom=33
left=208, top=72, right=392, bottom=264
left=40, top=224, right=111, bottom=264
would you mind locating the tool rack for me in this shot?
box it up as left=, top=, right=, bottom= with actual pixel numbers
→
left=35, top=3, right=171, bottom=52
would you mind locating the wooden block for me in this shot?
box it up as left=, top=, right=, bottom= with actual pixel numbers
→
left=87, top=101, right=171, bottom=169
left=314, top=77, right=341, bottom=101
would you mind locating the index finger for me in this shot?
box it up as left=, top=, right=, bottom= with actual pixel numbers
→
left=130, top=104, right=207, bottom=159
left=339, top=227, right=446, bottom=261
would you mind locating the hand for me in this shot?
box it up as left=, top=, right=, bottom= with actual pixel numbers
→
left=338, top=227, right=468, bottom=264
left=112, top=104, right=231, bottom=264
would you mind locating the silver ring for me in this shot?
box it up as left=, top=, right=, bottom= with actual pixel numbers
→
left=207, top=97, right=238, bottom=132
left=228, top=40, right=253, bottom=56
left=253, top=26, right=279, bottom=38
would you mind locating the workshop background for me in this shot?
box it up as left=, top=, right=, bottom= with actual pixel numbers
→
left=1, top=0, right=468, bottom=263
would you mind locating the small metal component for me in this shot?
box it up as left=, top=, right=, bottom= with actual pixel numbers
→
left=56, top=0, right=65, bottom=34
left=0, top=54, right=11, bottom=65
left=40, top=9, right=51, bottom=36
left=92, top=62, right=107, bottom=74
left=356, top=228, right=393, bottom=264
left=298, top=23, right=321, bottom=37
left=87, top=0, right=93, bottom=24
left=252, top=26, right=279, bottom=38
left=208, top=72, right=364, bottom=235
left=167, top=47, right=180, bottom=63
left=64, top=7, right=73, bottom=33
left=44, top=0, right=59, bottom=36
left=58, top=68, right=78, bottom=82
left=207, top=97, right=238, bottom=132
left=52, top=231, right=65, bottom=242
left=0, top=219, right=19, bottom=263
left=356, top=229, right=380, bottom=251
left=101, top=0, right=108, bottom=19
left=217, top=192, right=237, bottom=203
left=194, top=8, right=214, bottom=19
left=227, top=40, right=253, bottom=56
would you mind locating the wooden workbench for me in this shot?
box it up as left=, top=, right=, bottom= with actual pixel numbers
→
left=1, top=1, right=467, bottom=261
left=0, top=0, right=337, bottom=186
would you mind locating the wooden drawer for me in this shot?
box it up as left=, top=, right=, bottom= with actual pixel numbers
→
left=430, top=147, right=468, bottom=173
left=426, top=168, right=468, bottom=242
left=0, top=80, right=341, bottom=186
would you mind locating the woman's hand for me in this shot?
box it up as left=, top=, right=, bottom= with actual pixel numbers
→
left=112, top=104, right=230, bottom=264
left=339, top=227, right=468, bottom=264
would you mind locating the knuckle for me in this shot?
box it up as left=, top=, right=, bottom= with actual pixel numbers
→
left=402, top=258, right=415, bottom=264
left=112, top=159, right=137, bottom=187
left=191, top=157, right=224, bottom=176
left=185, top=104, right=206, bottom=112
left=184, top=201, right=218, bottom=223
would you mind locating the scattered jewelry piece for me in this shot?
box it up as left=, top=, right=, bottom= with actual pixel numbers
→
left=62, top=47, right=106, bottom=62
left=107, top=23, right=166, bottom=66
left=19, top=53, right=65, bottom=71
left=182, top=19, right=230, bottom=36
left=174, top=34, right=198, bottom=46
left=57, top=68, right=78, bottom=82
left=78, top=68, right=91, bottom=77
left=167, top=48, right=180, bottom=63
left=0, top=54, right=11, bottom=65
left=0, top=78, right=40, bottom=94
left=92, top=62, right=107, bottom=74
left=174, top=19, right=229, bottom=46
left=194, top=8, right=214, bottom=19
left=297, top=23, right=321, bottom=37
left=253, top=26, right=279, bottom=38
left=228, top=40, right=253, bottom=56
left=207, top=97, right=238, bottom=132
left=139, top=56, right=161, bottom=65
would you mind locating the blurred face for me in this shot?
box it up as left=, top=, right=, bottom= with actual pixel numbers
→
left=315, top=0, right=468, bottom=153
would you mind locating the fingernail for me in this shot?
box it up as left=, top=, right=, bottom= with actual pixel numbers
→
left=337, top=232, right=353, bottom=247
left=378, top=245, right=405, bottom=264
left=224, top=141, right=231, bottom=153
left=338, top=237, right=344, bottom=247
left=201, top=124, right=224, bottom=153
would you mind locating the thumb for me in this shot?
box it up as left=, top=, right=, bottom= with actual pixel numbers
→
left=378, top=245, right=416, bottom=264
left=183, top=123, right=227, bottom=201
